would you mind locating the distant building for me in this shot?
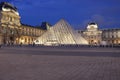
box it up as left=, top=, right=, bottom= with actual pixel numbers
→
left=102, top=29, right=120, bottom=45
left=20, top=24, right=45, bottom=44
left=77, top=23, right=120, bottom=45
left=78, top=23, right=102, bottom=45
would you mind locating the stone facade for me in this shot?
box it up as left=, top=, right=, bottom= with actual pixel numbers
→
left=19, top=24, right=45, bottom=44
left=78, top=23, right=102, bottom=45
left=102, top=29, right=120, bottom=45
left=0, top=2, right=45, bottom=45
left=77, top=23, right=120, bottom=45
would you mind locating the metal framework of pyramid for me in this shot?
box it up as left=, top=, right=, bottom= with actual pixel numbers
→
left=34, top=19, right=88, bottom=45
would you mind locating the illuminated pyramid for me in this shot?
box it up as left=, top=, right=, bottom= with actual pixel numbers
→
left=34, top=19, right=88, bottom=45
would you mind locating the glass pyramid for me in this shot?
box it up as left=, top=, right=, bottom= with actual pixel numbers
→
left=34, top=19, right=88, bottom=46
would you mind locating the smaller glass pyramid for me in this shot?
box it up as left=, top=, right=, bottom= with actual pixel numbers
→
left=34, top=19, right=88, bottom=46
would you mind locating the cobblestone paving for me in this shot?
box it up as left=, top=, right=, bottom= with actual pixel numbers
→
left=0, top=47, right=120, bottom=80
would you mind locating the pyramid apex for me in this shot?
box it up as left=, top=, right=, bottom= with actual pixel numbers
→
left=56, top=18, right=69, bottom=25
left=59, top=18, right=66, bottom=22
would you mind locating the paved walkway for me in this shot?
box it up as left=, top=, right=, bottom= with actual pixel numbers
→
left=0, top=47, right=120, bottom=80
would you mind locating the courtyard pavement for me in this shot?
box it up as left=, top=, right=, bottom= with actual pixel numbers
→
left=0, top=46, right=120, bottom=80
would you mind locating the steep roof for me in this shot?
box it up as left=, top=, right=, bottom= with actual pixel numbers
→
left=88, top=22, right=97, bottom=25
left=0, top=2, right=18, bottom=12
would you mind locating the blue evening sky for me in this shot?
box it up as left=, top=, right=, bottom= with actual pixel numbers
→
left=1, top=0, right=120, bottom=29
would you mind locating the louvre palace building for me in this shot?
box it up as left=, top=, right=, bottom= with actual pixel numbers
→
left=0, top=2, right=120, bottom=46
left=77, top=23, right=120, bottom=45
